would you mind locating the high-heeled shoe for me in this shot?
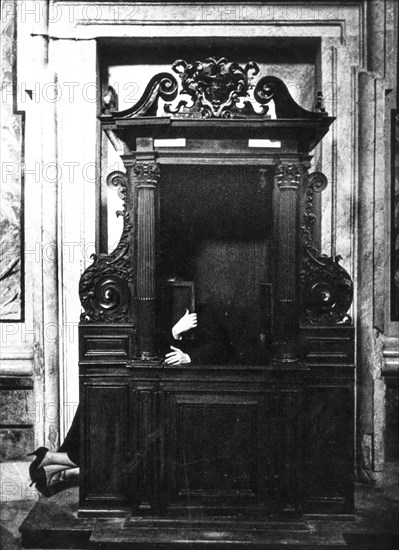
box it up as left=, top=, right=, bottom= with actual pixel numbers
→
left=32, top=467, right=56, bottom=497
left=28, top=447, right=49, bottom=485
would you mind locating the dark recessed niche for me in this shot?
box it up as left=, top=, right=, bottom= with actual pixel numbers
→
left=158, top=164, right=274, bottom=364
left=98, top=36, right=320, bottom=67
left=159, top=164, right=273, bottom=281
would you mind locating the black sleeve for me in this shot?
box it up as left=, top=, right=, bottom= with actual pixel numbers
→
left=182, top=304, right=232, bottom=365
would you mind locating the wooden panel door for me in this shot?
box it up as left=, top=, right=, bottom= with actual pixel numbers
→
left=160, top=387, right=301, bottom=516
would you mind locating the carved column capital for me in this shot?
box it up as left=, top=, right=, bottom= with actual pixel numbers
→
left=133, top=161, right=160, bottom=188
left=275, top=163, right=303, bottom=189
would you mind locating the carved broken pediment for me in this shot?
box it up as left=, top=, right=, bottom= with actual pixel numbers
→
left=101, top=57, right=328, bottom=121
left=103, top=72, right=179, bottom=118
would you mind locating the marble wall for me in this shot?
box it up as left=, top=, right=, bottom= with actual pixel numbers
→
left=0, top=0, right=23, bottom=320
left=393, top=112, right=399, bottom=321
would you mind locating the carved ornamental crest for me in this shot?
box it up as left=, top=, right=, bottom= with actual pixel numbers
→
left=101, top=57, right=327, bottom=120
left=165, top=57, right=264, bottom=118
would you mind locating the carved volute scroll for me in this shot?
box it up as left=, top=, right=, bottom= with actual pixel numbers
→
left=300, top=172, right=353, bottom=325
left=107, top=73, right=179, bottom=118
left=79, top=171, right=133, bottom=323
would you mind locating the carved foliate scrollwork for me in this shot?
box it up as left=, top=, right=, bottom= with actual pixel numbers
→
left=102, top=58, right=329, bottom=121
left=165, top=59, right=330, bottom=119
left=301, top=172, right=327, bottom=255
left=300, top=172, right=353, bottom=325
left=102, top=85, right=118, bottom=114
left=106, top=169, right=128, bottom=198
left=164, top=57, right=266, bottom=119
left=79, top=171, right=133, bottom=322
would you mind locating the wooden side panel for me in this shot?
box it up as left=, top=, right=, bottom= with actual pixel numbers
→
left=300, top=326, right=355, bottom=365
left=80, top=382, right=130, bottom=514
left=129, top=384, right=161, bottom=513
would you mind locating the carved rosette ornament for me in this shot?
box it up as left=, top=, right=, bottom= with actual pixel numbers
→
left=79, top=171, right=133, bottom=322
left=300, top=172, right=353, bottom=325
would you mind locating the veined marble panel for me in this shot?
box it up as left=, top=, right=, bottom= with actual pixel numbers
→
left=393, top=112, right=399, bottom=321
left=0, top=1, right=23, bottom=320
left=49, top=2, right=359, bottom=44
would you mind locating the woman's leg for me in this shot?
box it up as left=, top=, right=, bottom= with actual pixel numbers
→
left=57, top=404, right=80, bottom=466
left=35, top=405, right=80, bottom=469
left=38, top=450, right=77, bottom=469
left=29, top=406, right=81, bottom=496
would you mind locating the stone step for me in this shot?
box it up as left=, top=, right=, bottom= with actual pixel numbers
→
left=19, top=489, right=94, bottom=549
left=90, top=518, right=346, bottom=550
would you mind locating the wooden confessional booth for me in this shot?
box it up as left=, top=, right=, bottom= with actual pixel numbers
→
left=78, top=59, right=355, bottom=531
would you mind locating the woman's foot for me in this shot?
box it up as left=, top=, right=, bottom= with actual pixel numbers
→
left=28, top=447, right=78, bottom=493
left=60, top=467, right=79, bottom=485
left=33, top=465, right=79, bottom=497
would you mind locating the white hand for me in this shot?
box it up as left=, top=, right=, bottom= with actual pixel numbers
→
left=164, top=346, right=191, bottom=365
left=172, top=309, right=197, bottom=339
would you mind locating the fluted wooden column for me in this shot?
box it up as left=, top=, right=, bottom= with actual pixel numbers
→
left=127, top=153, right=160, bottom=360
left=273, top=161, right=303, bottom=364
